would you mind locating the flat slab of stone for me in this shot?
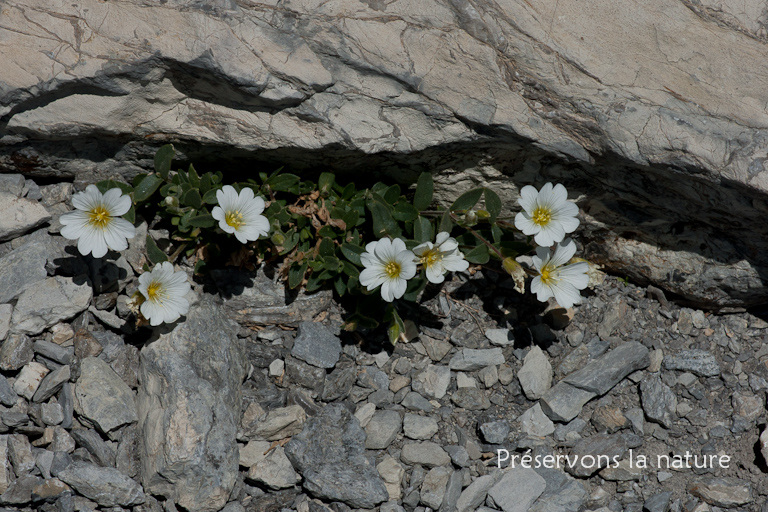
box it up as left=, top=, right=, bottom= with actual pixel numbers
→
left=400, top=442, right=451, bottom=468
left=688, top=477, right=752, bottom=507
left=0, top=242, right=47, bottom=304
left=0, top=192, right=51, bottom=242
left=138, top=296, right=247, bottom=512
left=11, top=276, right=92, bottom=336
left=663, top=349, right=721, bottom=377
left=449, top=348, right=505, bottom=371
left=517, top=346, right=553, bottom=400
left=57, top=461, right=145, bottom=507
left=563, top=341, right=649, bottom=395
left=540, top=381, right=597, bottom=423
left=291, top=321, right=341, bottom=369
left=74, top=358, right=136, bottom=434
left=488, top=467, right=546, bottom=512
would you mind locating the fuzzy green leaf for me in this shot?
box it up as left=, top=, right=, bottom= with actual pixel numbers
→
left=188, top=213, right=215, bottom=228
left=413, top=172, right=434, bottom=210
left=203, top=188, right=220, bottom=205
left=134, top=174, right=163, bottom=203
left=187, top=164, right=200, bottom=188
left=124, top=205, right=136, bottom=225
left=450, top=188, right=484, bottom=212
left=463, top=244, right=490, bottom=264
left=341, top=243, right=365, bottom=266
left=146, top=235, right=168, bottom=265
left=439, top=210, right=453, bottom=234
left=288, top=261, right=308, bottom=289
left=392, top=202, right=419, bottom=222
left=484, top=188, right=502, bottom=223
left=368, top=200, right=400, bottom=238
left=414, top=216, right=433, bottom=244
left=154, top=144, right=175, bottom=179
left=95, top=180, right=133, bottom=196
left=182, top=189, right=202, bottom=209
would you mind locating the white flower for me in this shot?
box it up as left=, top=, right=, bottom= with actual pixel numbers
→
left=531, top=238, right=589, bottom=309
left=515, top=183, right=579, bottom=247
left=359, top=238, right=417, bottom=302
left=59, top=185, right=136, bottom=258
left=413, top=232, right=470, bottom=284
left=212, top=185, right=270, bottom=244
left=138, top=262, right=191, bottom=326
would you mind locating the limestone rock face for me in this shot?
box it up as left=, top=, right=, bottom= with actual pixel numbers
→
left=137, top=295, right=247, bottom=512
left=3, top=0, right=768, bottom=308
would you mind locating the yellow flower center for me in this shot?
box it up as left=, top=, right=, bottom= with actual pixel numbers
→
left=531, top=206, right=552, bottom=227
left=146, top=281, right=164, bottom=303
left=225, top=210, right=244, bottom=229
left=384, top=261, right=401, bottom=278
left=420, top=248, right=442, bottom=268
left=88, top=205, right=111, bottom=229
left=539, top=265, right=557, bottom=285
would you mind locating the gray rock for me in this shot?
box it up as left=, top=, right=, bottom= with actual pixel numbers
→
left=321, top=366, right=356, bottom=402
left=566, top=434, right=628, bottom=478
left=245, top=446, right=299, bottom=490
left=50, top=427, right=76, bottom=454
left=640, top=375, right=677, bottom=428
left=0, top=305, right=10, bottom=342
left=480, top=420, right=510, bottom=444
left=554, top=418, right=588, bottom=443
left=449, top=348, right=505, bottom=372
left=643, top=491, right=672, bottom=512
left=241, top=405, right=306, bottom=441
left=485, top=328, right=514, bottom=346
left=49, top=451, right=73, bottom=477
left=0, top=375, right=17, bottom=407
left=487, top=467, right=546, bottom=512
left=35, top=449, right=54, bottom=479
left=8, top=434, right=35, bottom=476
left=0, top=193, right=51, bottom=242
left=69, top=429, right=115, bottom=468
left=365, top=410, right=402, bottom=450
left=401, top=392, right=435, bottom=413
left=563, top=341, right=650, bottom=395
left=41, top=402, right=64, bottom=426
left=33, top=340, right=74, bottom=365
left=0, top=334, right=33, bottom=371
left=57, top=461, right=145, bottom=507
left=376, top=454, right=405, bottom=501
left=11, top=277, right=92, bottom=335
left=663, top=349, right=721, bottom=377
left=284, top=357, right=325, bottom=396
left=137, top=296, right=247, bottom=512
left=439, top=469, right=464, bottom=512
left=0, top=241, right=47, bottom=305
left=411, top=364, right=450, bottom=399
left=539, top=382, right=597, bottom=423
left=403, top=414, right=439, bottom=440
left=12, top=361, right=49, bottom=399
left=0, top=436, right=11, bottom=494
left=212, top=268, right=332, bottom=327
left=422, top=336, right=452, bottom=362
left=450, top=388, right=491, bottom=410
left=456, top=473, right=502, bottom=512
left=284, top=403, right=388, bottom=509
left=420, top=466, right=452, bottom=509
left=0, top=174, right=25, bottom=197
left=688, top=477, right=752, bottom=507
left=529, top=467, right=587, bottom=512
left=518, top=346, right=552, bottom=399
left=32, top=364, right=70, bottom=403
left=116, top=425, right=139, bottom=479
left=519, top=403, right=556, bottom=437
left=0, top=474, right=42, bottom=505
left=74, top=358, right=136, bottom=433
left=400, top=442, right=451, bottom=468
left=291, top=322, right=341, bottom=369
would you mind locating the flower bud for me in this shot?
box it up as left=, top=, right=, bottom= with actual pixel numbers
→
left=271, top=232, right=286, bottom=246
left=164, top=196, right=179, bottom=207
left=502, top=257, right=526, bottom=294
left=464, top=210, right=477, bottom=226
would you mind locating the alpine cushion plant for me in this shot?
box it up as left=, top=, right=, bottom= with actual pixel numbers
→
left=514, top=182, right=579, bottom=247
left=60, top=185, right=136, bottom=257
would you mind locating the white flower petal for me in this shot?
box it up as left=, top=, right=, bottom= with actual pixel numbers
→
left=552, top=281, right=582, bottom=309
left=514, top=212, right=540, bottom=236
left=212, top=206, right=225, bottom=223
left=390, top=238, right=407, bottom=255
left=412, top=242, right=431, bottom=257
left=559, top=262, right=590, bottom=290
left=442, top=253, right=469, bottom=272
left=550, top=239, right=577, bottom=267
left=359, top=267, right=386, bottom=289
left=425, top=264, right=445, bottom=284
left=380, top=279, right=396, bottom=302
left=374, top=238, right=396, bottom=262
left=551, top=183, right=568, bottom=205
left=390, top=278, right=407, bottom=300
left=518, top=185, right=539, bottom=213
left=435, top=232, right=450, bottom=246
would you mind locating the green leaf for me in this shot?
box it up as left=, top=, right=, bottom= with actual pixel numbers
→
left=383, top=184, right=401, bottom=204
left=154, top=144, right=175, bottom=179
left=146, top=235, right=168, bottom=265
left=95, top=179, right=133, bottom=196
left=450, top=188, right=484, bottom=212
left=317, top=225, right=337, bottom=238
left=188, top=214, right=215, bottom=228
left=414, top=216, right=433, bottom=244
left=392, top=202, right=418, bottom=222
left=288, top=261, right=308, bottom=289
left=340, top=182, right=356, bottom=200
left=334, top=276, right=347, bottom=297
left=279, top=230, right=300, bottom=255
left=182, top=189, right=202, bottom=209
left=199, top=173, right=212, bottom=194
left=463, top=244, right=490, bottom=264
left=134, top=174, right=164, bottom=202
left=492, top=224, right=503, bottom=244
left=386, top=307, right=406, bottom=345
left=341, top=243, right=365, bottom=266
left=484, top=188, right=502, bottom=223
left=124, top=205, right=136, bottom=225
left=305, top=275, right=323, bottom=292
left=342, top=260, right=360, bottom=278
left=368, top=200, right=401, bottom=238
left=323, top=255, right=341, bottom=272
left=413, top=172, right=434, bottom=210
left=318, top=238, right=335, bottom=257
left=187, top=164, right=200, bottom=188
left=203, top=188, right=220, bottom=205
left=439, top=210, right=453, bottom=234
left=402, top=276, right=427, bottom=301
left=266, top=173, right=300, bottom=193
left=318, top=172, right=335, bottom=196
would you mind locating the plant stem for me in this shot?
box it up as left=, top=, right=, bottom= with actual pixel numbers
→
left=450, top=213, right=503, bottom=259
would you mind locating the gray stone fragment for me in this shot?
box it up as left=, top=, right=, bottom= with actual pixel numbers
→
left=0, top=474, right=42, bottom=505
left=8, top=434, right=35, bottom=476
left=450, top=388, right=491, bottom=410
left=0, top=436, right=11, bottom=494
left=50, top=451, right=73, bottom=477
left=321, top=366, right=356, bottom=402
left=33, top=340, right=74, bottom=365
left=401, top=391, right=434, bottom=412
left=284, top=403, right=388, bottom=509
left=485, top=328, right=514, bottom=346
left=51, top=427, right=76, bottom=454
left=400, top=442, right=451, bottom=468
left=0, top=375, right=17, bottom=407
left=566, top=434, right=628, bottom=478
left=480, top=420, right=510, bottom=444
left=688, top=477, right=752, bottom=507
left=439, top=468, right=464, bottom=512
left=456, top=473, right=502, bottom=512
left=529, top=467, right=586, bottom=512
left=11, top=277, right=92, bottom=335
left=422, top=336, right=452, bottom=362
left=518, top=346, right=553, bottom=399
left=241, top=405, right=306, bottom=441
left=0, top=334, right=33, bottom=371
left=444, top=445, right=470, bottom=467
left=449, top=348, right=505, bottom=371
left=0, top=174, right=26, bottom=197
left=33, top=365, right=70, bottom=403
left=403, top=414, right=439, bottom=440
left=12, top=361, right=49, bottom=400
left=74, top=358, right=136, bottom=433
left=0, top=305, right=11, bottom=342
left=0, top=193, right=51, bottom=242
left=138, top=296, right=246, bottom=512
left=643, top=491, right=672, bottom=512
left=420, top=466, right=452, bottom=509
left=488, top=467, right=546, bottom=512
left=57, top=461, right=145, bottom=507
left=291, top=322, right=341, bottom=369
left=41, top=402, right=64, bottom=426
left=70, top=429, right=116, bottom=467
left=539, top=382, right=597, bottom=423
left=412, top=364, right=450, bottom=399
left=519, top=403, right=556, bottom=437
left=58, top=382, right=74, bottom=429
left=563, top=341, right=650, bottom=395
left=663, top=349, right=721, bottom=377
left=554, top=418, right=588, bottom=443
left=116, top=425, right=139, bottom=479
left=35, top=449, right=54, bottom=479
left=365, top=410, right=402, bottom=449
left=245, top=445, right=299, bottom=490
left=376, top=454, right=404, bottom=501
left=640, top=375, right=677, bottom=428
